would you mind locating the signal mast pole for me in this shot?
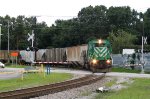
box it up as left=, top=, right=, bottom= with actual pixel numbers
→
left=33, top=17, right=37, bottom=62
left=141, top=18, right=145, bottom=74
left=8, top=20, right=10, bottom=63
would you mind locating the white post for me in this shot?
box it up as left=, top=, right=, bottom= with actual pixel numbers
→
left=8, top=20, right=10, bottom=63
left=31, top=30, right=34, bottom=47
left=32, top=38, right=34, bottom=47
left=31, top=30, right=34, bottom=64
left=140, top=17, right=145, bottom=74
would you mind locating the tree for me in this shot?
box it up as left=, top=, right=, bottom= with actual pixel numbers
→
left=14, top=16, right=26, bottom=50
left=50, top=19, right=79, bottom=47
left=78, top=5, right=109, bottom=42
left=107, top=6, right=133, bottom=31
left=108, top=30, right=137, bottom=53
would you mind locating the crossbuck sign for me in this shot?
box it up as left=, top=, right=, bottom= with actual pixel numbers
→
left=143, top=37, right=147, bottom=45
left=28, top=30, right=34, bottom=47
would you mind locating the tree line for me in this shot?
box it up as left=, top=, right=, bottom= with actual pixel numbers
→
left=0, top=5, right=150, bottom=53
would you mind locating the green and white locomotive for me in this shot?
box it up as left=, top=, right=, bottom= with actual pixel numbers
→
left=87, top=39, right=112, bottom=72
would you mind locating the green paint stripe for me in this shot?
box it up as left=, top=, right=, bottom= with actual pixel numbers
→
left=100, top=47, right=104, bottom=52
left=93, top=47, right=110, bottom=58
left=100, top=47, right=105, bottom=53
left=94, top=48, right=100, bottom=55
left=100, top=47, right=107, bottom=57
left=94, top=49, right=98, bottom=55
left=95, top=47, right=101, bottom=53
left=100, top=47, right=106, bottom=53
left=102, top=48, right=108, bottom=57
left=103, top=51, right=108, bottom=58
left=94, top=48, right=101, bottom=58
left=94, top=47, right=106, bottom=57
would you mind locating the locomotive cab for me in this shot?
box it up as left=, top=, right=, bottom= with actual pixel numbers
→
left=88, top=39, right=112, bottom=72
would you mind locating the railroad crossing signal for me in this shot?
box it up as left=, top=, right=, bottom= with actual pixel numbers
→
left=143, top=37, right=147, bottom=45
left=28, top=30, right=34, bottom=41
left=27, top=30, right=34, bottom=47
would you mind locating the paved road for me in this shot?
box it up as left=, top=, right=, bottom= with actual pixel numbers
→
left=50, top=68, right=150, bottom=78
left=104, top=72, right=150, bottom=78
left=1, top=67, right=150, bottom=79
left=50, top=68, right=92, bottom=75
left=0, top=68, right=23, bottom=80
left=0, top=72, right=22, bottom=80
left=0, top=68, right=24, bottom=72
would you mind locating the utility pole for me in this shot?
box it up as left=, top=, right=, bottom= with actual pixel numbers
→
left=33, top=17, right=37, bottom=62
left=0, top=24, right=2, bottom=60
left=8, top=20, right=10, bottom=63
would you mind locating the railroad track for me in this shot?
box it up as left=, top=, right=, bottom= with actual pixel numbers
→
left=0, top=74, right=105, bottom=99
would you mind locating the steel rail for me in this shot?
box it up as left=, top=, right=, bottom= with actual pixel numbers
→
left=0, top=74, right=105, bottom=99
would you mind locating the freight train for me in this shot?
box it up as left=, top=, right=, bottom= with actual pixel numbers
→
left=0, top=39, right=112, bottom=72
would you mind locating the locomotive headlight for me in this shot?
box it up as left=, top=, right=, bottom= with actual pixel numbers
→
left=106, top=60, right=111, bottom=64
left=92, top=59, right=97, bottom=64
left=98, top=39, right=102, bottom=44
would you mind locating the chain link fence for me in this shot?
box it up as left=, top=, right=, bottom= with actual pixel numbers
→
left=112, top=53, right=150, bottom=72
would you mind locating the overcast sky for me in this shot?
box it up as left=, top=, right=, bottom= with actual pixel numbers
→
left=0, top=0, right=149, bottom=26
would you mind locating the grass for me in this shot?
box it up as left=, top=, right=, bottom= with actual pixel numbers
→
left=112, top=67, right=141, bottom=73
left=0, top=72, right=73, bottom=92
left=95, top=78, right=150, bottom=99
